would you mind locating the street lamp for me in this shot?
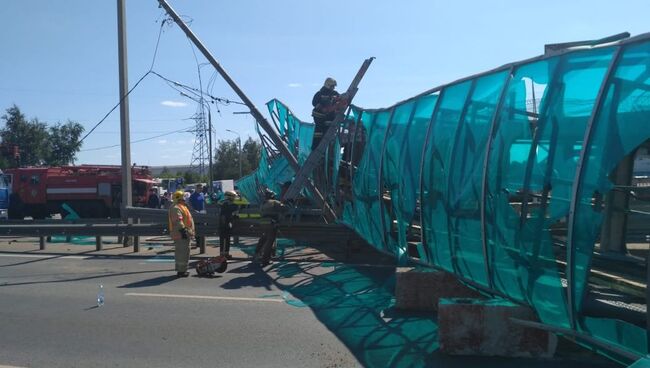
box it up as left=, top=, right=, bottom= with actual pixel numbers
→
left=225, top=129, right=242, bottom=179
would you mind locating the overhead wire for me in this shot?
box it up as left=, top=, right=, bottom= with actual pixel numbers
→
left=79, top=17, right=169, bottom=144
left=81, top=125, right=195, bottom=152
left=79, top=13, right=245, bottom=153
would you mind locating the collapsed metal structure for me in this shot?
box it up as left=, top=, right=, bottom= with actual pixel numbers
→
left=1, top=0, right=646, bottom=364
left=235, top=31, right=650, bottom=362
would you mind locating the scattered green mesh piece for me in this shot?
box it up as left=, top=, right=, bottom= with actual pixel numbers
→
left=274, top=262, right=438, bottom=367
left=49, top=235, right=95, bottom=245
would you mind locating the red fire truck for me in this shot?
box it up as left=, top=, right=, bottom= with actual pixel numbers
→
left=5, top=165, right=154, bottom=219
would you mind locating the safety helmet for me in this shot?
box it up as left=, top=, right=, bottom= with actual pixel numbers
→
left=225, top=190, right=238, bottom=199
left=324, top=77, right=337, bottom=89
left=264, top=188, right=276, bottom=200
left=172, top=190, right=185, bottom=203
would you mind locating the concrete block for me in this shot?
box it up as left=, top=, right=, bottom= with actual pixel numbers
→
left=394, top=267, right=481, bottom=311
left=438, top=298, right=557, bottom=358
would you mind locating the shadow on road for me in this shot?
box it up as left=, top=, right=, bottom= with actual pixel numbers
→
left=118, top=275, right=178, bottom=288
left=220, top=263, right=274, bottom=290
left=0, top=269, right=164, bottom=287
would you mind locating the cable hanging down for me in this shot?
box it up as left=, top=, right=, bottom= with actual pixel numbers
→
left=80, top=15, right=244, bottom=145
left=81, top=125, right=195, bottom=152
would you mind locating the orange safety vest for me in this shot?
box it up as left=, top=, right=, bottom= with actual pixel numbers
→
left=168, top=202, right=195, bottom=240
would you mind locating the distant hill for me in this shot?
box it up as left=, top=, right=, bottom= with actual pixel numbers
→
left=148, top=165, right=192, bottom=177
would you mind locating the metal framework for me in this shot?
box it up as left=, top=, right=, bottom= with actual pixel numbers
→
left=189, top=104, right=211, bottom=177
left=335, top=32, right=650, bottom=360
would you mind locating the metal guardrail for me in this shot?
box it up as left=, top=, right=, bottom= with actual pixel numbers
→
left=0, top=206, right=358, bottom=253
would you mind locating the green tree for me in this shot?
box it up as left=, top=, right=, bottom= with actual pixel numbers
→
left=44, top=121, right=85, bottom=166
left=0, top=105, right=84, bottom=167
left=182, top=170, right=203, bottom=184
left=1, top=105, right=48, bottom=166
left=159, top=166, right=175, bottom=178
left=213, top=137, right=262, bottom=180
left=242, top=137, right=261, bottom=175
left=213, top=139, right=241, bottom=180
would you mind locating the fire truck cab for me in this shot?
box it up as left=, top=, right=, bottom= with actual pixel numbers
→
left=5, top=165, right=153, bottom=219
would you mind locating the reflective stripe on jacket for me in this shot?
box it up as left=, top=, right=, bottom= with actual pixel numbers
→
left=168, top=202, right=195, bottom=240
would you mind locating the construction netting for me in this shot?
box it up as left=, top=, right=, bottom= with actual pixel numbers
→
left=237, top=36, right=650, bottom=358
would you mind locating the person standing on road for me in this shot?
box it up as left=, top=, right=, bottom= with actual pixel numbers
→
left=254, top=189, right=287, bottom=266
left=218, top=190, right=240, bottom=259
left=189, top=184, right=205, bottom=213
left=147, top=188, right=160, bottom=209
left=168, top=190, right=195, bottom=277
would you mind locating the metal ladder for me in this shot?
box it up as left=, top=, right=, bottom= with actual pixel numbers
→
left=282, top=57, right=374, bottom=202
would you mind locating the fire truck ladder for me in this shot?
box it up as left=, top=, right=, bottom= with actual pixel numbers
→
left=282, top=57, right=374, bottom=203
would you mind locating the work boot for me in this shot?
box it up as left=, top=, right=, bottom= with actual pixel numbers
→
left=176, top=271, right=189, bottom=278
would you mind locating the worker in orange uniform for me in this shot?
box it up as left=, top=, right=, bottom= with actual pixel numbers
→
left=168, top=190, right=195, bottom=277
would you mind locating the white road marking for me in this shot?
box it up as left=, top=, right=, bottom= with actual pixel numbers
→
left=125, top=292, right=284, bottom=303
left=0, top=254, right=88, bottom=260
left=0, top=365, right=28, bottom=368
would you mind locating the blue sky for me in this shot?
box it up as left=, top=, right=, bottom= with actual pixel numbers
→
left=1, top=0, right=649, bottom=166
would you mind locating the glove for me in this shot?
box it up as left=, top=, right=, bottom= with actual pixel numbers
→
left=179, top=228, right=188, bottom=239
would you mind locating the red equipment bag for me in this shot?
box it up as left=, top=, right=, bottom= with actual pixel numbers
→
left=195, top=255, right=228, bottom=276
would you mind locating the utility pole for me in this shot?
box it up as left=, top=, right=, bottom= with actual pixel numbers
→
left=117, top=0, right=133, bottom=247
left=207, top=108, right=214, bottom=192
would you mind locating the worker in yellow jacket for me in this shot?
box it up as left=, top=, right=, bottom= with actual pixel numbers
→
left=168, top=190, right=195, bottom=277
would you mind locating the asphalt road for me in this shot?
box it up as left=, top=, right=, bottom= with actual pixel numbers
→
left=0, top=252, right=359, bottom=368
left=0, top=238, right=621, bottom=368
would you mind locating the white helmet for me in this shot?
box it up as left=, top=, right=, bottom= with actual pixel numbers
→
left=324, top=77, right=337, bottom=89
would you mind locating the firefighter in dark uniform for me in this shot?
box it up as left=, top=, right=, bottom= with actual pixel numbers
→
left=311, top=77, right=339, bottom=150
left=218, top=190, right=239, bottom=259
left=254, top=189, right=287, bottom=266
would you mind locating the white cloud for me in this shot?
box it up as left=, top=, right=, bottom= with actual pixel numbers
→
left=288, top=83, right=302, bottom=88
left=160, top=100, right=188, bottom=108
left=157, top=139, right=167, bottom=144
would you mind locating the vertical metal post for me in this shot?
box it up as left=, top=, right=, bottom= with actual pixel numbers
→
left=117, top=0, right=133, bottom=247
left=207, top=109, right=213, bottom=193
left=376, top=108, right=396, bottom=253
left=39, top=236, right=45, bottom=250
left=96, top=236, right=103, bottom=251
left=566, top=47, right=622, bottom=330
left=480, top=67, right=514, bottom=290
left=237, top=136, right=242, bottom=179
left=599, top=151, right=634, bottom=254
left=199, top=236, right=206, bottom=254
left=417, top=89, right=444, bottom=262
left=647, top=245, right=650, bottom=354
left=133, top=217, right=140, bottom=252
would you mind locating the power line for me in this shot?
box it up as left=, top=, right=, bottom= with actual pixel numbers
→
left=150, top=71, right=245, bottom=106
left=81, top=126, right=194, bottom=152
left=79, top=17, right=169, bottom=144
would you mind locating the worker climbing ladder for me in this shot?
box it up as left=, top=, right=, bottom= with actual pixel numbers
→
left=282, top=57, right=374, bottom=202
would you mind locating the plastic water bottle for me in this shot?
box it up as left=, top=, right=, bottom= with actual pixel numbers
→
left=97, top=284, right=105, bottom=307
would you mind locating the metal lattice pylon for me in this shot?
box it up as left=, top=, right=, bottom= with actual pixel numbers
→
left=189, top=104, right=210, bottom=177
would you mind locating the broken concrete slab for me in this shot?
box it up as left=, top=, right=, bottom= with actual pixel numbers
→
left=438, top=297, right=557, bottom=358
left=394, top=267, right=482, bottom=311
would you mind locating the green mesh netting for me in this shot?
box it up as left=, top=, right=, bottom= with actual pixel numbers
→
left=240, top=39, right=650, bottom=358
